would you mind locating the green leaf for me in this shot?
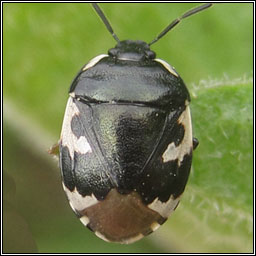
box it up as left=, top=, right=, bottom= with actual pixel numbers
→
left=149, top=80, right=253, bottom=253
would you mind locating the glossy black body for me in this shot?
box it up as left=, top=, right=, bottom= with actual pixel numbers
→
left=60, top=40, right=192, bottom=205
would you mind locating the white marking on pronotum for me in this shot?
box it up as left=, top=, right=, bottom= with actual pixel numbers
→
left=82, top=54, right=108, bottom=71
left=80, top=216, right=90, bottom=226
left=148, top=195, right=180, bottom=218
left=61, top=97, right=92, bottom=159
left=162, top=104, right=192, bottom=165
left=63, top=184, right=99, bottom=211
left=154, top=58, right=178, bottom=77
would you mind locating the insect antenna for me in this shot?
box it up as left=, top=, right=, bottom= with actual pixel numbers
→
left=148, top=3, right=213, bottom=46
left=92, top=3, right=120, bottom=43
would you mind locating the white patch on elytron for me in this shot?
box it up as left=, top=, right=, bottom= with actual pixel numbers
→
left=95, top=231, right=111, bottom=243
left=69, top=92, right=75, bottom=98
left=121, top=233, right=144, bottom=244
left=82, top=54, right=108, bottom=71
left=154, top=58, right=178, bottom=77
left=80, top=215, right=90, bottom=226
left=75, top=136, right=92, bottom=154
left=63, top=183, right=99, bottom=211
left=148, top=195, right=180, bottom=218
left=60, top=97, right=92, bottom=159
left=162, top=105, right=192, bottom=165
left=94, top=231, right=144, bottom=244
left=150, top=222, right=161, bottom=232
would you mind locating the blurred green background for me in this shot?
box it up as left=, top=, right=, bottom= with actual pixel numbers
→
left=3, top=3, right=253, bottom=253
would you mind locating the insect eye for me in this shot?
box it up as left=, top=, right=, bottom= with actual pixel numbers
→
left=108, top=48, right=118, bottom=57
left=145, top=50, right=156, bottom=59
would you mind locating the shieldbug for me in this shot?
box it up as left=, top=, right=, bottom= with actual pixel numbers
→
left=59, top=3, right=211, bottom=244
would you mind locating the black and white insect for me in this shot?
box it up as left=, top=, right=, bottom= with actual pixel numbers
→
left=59, top=3, right=211, bottom=244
